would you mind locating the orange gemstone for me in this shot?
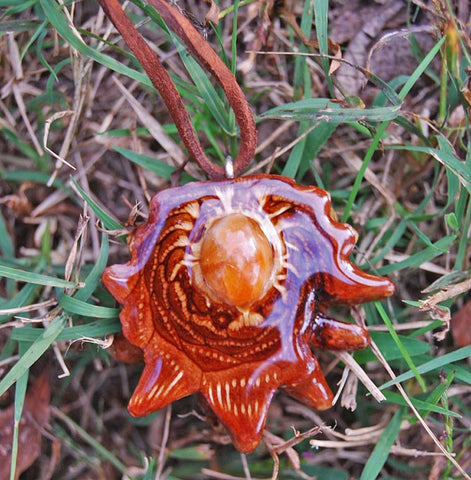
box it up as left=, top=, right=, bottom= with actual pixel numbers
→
left=199, top=214, right=274, bottom=307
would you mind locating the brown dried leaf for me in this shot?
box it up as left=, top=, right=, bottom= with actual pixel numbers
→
left=204, top=0, right=220, bottom=25
left=452, top=300, right=471, bottom=347
left=420, top=278, right=471, bottom=341
left=331, top=0, right=405, bottom=94
left=0, top=182, right=34, bottom=217
left=328, top=42, right=343, bottom=75
left=0, top=372, right=50, bottom=480
left=109, top=333, right=144, bottom=364
left=428, top=454, right=447, bottom=480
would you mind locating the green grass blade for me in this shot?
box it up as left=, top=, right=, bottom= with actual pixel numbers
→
left=299, top=466, right=348, bottom=480
left=365, top=219, right=407, bottom=266
left=143, top=458, right=157, bottom=480
left=354, top=331, right=431, bottom=364
left=0, top=210, right=14, bottom=257
left=0, top=314, right=66, bottom=396
left=342, top=36, right=446, bottom=221
left=455, top=198, right=471, bottom=269
left=260, top=99, right=401, bottom=122
left=409, top=372, right=456, bottom=424
left=74, top=233, right=108, bottom=302
left=0, top=128, right=42, bottom=166
left=0, top=169, right=68, bottom=190
left=9, top=363, right=28, bottom=480
left=70, top=178, right=123, bottom=231
left=10, top=318, right=121, bottom=343
left=297, top=122, right=338, bottom=180
left=230, top=0, right=240, bottom=74
left=139, top=0, right=235, bottom=136
left=39, top=0, right=152, bottom=88
left=387, top=142, right=471, bottom=194
left=383, top=391, right=461, bottom=418
left=173, top=38, right=234, bottom=135
left=376, top=235, right=456, bottom=275
left=59, top=293, right=119, bottom=319
left=379, top=345, right=471, bottom=390
left=282, top=124, right=308, bottom=179
left=0, top=0, right=36, bottom=14
left=38, top=28, right=66, bottom=82
left=54, top=409, right=127, bottom=473
left=113, top=146, right=194, bottom=183
left=0, top=19, right=42, bottom=34
left=0, top=264, right=77, bottom=288
left=397, top=37, right=446, bottom=100
left=169, top=446, right=214, bottom=461
left=360, top=408, right=403, bottom=480
left=0, top=284, right=38, bottom=323
left=292, top=0, right=313, bottom=99
left=375, top=302, right=426, bottom=391
left=313, top=0, right=332, bottom=93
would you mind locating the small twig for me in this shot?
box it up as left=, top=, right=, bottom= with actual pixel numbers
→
left=52, top=343, right=71, bottom=379
left=155, top=405, right=172, bottom=480
left=367, top=321, right=439, bottom=331
left=366, top=26, right=437, bottom=73
left=263, top=428, right=319, bottom=480
left=200, top=469, right=271, bottom=480
left=420, top=278, right=471, bottom=307
left=43, top=110, right=77, bottom=170
left=47, top=6, right=96, bottom=186
left=339, top=368, right=359, bottom=411
left=67, top=336, right=114, bottom=349
left=12, top=83, right=43, bottom=156
left=0, top=355, right=20, bottom=369
left=64, top=214, right=89, bottom=283
left=254, top=121, right=295, bottom=156
left=268, top=444, right=279, bottom=480
left=0, top=299, right=57, bottom=316
left=334, top=351, right=386, bottom=403
left=240, top=453, right=252, bottom=480
left=246, top=123, right=319, bottom=175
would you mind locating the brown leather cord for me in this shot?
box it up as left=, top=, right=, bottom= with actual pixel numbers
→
left=97, top=0, right=257, bottom=179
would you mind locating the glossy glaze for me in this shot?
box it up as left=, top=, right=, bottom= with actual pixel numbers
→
left=102, top=174, right=395, bottom=453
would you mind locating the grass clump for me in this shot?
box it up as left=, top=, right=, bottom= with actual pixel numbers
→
left=0, top=0, right=470, bottom=478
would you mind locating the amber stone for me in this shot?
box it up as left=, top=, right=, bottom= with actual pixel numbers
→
left=199, top=213, right=274, bottom=307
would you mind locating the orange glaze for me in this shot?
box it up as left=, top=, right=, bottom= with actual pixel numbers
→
left=102, top=174, right=395, bottom=453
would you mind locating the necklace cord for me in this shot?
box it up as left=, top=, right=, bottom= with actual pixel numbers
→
left=97, top=0, right=257, bottom=179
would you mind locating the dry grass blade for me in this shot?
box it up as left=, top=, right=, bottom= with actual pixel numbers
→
left=200, top=469, right=271, bottom=480
left=0, top=299, right=57, bottom=316
left=370, top=340, right=471, bottom=480
left=334, top=351, right=386, bottom=403
left=43, top=111, right=77, bottom=170
left=111, top=77, right=187, bottom=167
